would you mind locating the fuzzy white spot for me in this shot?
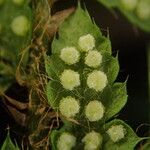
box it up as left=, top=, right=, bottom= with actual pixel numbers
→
left=59, top=96, right=80, bottom=118
left=11, top=15, right=30, bottom=36
left=78, top=34, right=95, bottom=52
left=12, top=0, right=24, bottom=5
left=60, top=69, right=80, bottom=90
left=107, top=125, right=126, bottom=142
left=85, top=100, right=105, bottom=122
left=85, top=50, right=102, bottom=68
left=60, top=47, right=80, bottom=65
left=57, top=132, right=76, bottom=150
left=120, top=0, right=137, bottom=11
left=87, top=70, right=107, bottom=91
left=136, top=0, right=150, bottom=20
left=82, top=131, right=103, bottom=150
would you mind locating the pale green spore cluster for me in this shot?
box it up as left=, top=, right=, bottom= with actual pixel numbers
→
left=78, top=34, right=95, bottom=52
left=59, top=97, right=80, bottom=118
left=57, top=132, right=76, bottom=150
left=107, top=125, right=126, bottom=142
left=87, top=70, right=107, bottom=92
left=82, top=131, right=103, bottom=150
left=11, top=15, right=30, bottom=36
left=85, top=100, right=105, bottom=122
left=85, top=50, right=102, bottom=68
left=60, top=47, right=80, bottom=65
left=60, top=69, right=80, bottom=90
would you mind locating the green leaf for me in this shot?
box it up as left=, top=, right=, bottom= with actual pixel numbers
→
left=50, top=130, right=60, bottom=150
left=46, top=80, right=62, bottom=108
left=1, top=133, right=20, bottom=150
left=45, top=54, right=67, bottom=80
left=103, top=119, right=143, bottom=150
left=46, top=80, right=80, bottom=109
left=97, top=36, right=112, bottom=55
left=105, top=82, right=128, bottom=120
left=102, top=54, right=119, bottom=83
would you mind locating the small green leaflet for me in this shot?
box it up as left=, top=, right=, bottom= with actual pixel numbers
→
left=103, top=119, right=144, bottom=150
left=105, top=82, right=128, bottom=120
left=1, top=133, right=20, bottom=150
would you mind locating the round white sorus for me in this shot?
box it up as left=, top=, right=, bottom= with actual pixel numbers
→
left=78, top=34, right=95, bottom=52
left=11, top=15, right=30, bottom=36
left=120, top=0, right=137, bottom=11
left=82, top=131, right=103, bottom=150
left=87, top=70, right=107, bottom=92
left=57, top=132, right=76, bottom=150
left=85, top=100, right=105, bottom=122
left=60, top=47, right=80, bottom=65
left=107, top=125, right=126, bottom=142
left=136, top=0, right=150, bottom=20
left=60, top=69, right=80, bottom=90
left=59, top=96, right=80, bottom=118
left=12, top=0, right=24, bottom=5
left=85, top=50, right=102, bottom=68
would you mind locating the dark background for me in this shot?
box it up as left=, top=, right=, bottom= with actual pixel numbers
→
left=0, top=0, right=149, bottom=148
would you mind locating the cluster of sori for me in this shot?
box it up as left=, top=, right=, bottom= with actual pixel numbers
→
left=55, top=34, right=126, bottom=150
left=120, top=0, right=150, bottom=20
left=57, top=125, right=126, bottom=150
left=59, top=34, right=106, bottom=120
